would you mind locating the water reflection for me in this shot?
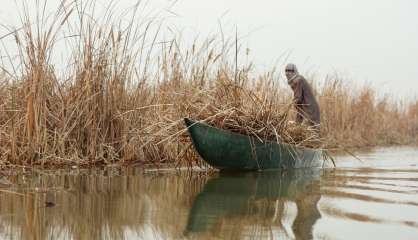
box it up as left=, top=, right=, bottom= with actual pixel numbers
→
left=0, top=168, right=208, bottom=240
left=0, top=168, right=322, bottom=240
left=1, top=148, right=418, bottom=240
left=186, top=170, right=322, bottom=239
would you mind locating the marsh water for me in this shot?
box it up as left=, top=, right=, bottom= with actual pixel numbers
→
left=1, top=147, right=418, bottom=240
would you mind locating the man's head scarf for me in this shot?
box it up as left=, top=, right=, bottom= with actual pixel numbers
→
left=285, top=63, right=299, bottom=84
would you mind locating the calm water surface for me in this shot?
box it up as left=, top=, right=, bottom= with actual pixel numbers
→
left=1, top=147, right=418, bottom=240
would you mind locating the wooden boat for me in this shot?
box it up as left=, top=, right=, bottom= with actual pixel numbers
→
left=184, top=118, right=325, bottom=171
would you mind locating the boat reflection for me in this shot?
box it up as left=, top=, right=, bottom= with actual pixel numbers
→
left=185, top=169, right=322, bottom=239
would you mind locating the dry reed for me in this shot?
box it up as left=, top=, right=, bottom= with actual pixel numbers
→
left=0, top=1, right=417, bottom=168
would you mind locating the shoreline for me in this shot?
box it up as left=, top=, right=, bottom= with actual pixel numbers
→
left=1, top=145, right=417, bottom=171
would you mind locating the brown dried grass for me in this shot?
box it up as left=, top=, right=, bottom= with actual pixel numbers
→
left=0, top=1, right=417, bottom=168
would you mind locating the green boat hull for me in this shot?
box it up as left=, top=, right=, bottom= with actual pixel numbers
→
left=184, top=118, right=324, bottom=170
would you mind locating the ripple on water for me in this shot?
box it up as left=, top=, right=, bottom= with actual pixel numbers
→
left=317, top=150, right=418, bottom=240
left=0, top=147, right=418, bottom=240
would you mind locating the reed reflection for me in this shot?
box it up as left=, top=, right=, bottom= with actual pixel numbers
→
left=0, top=168, right=207, bottom=240
left=185, top=169, right=322, bottom=239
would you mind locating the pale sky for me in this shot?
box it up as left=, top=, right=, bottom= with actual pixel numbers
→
left=1, top=0, right=417, bottom=98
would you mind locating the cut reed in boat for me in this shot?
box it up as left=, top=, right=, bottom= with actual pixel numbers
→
left=175, top=77, right=324, bottom=149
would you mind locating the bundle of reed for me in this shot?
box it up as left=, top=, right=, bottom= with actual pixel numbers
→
left=130, top=70, right=324, bottom=167
left=165, top=75, right=324, bottom=150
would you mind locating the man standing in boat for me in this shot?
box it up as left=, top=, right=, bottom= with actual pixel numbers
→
left=285, top=63, right=321, bottom=131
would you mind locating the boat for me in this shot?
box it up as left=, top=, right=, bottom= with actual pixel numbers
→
left=184, top=118, right=326, bottom=171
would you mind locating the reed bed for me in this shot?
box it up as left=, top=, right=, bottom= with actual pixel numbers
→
left=0, top=1, right=417, bottom=168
